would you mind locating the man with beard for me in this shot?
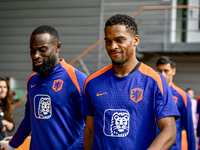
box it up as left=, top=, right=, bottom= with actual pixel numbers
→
left=82, top=14, right=180, bottom=150
left=156, top=56, right=196, bottom=150
left=0, top=25, right=87, bottom=150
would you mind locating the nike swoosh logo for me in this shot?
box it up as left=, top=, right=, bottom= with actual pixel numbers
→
left=96, top=92, right=107, bottom=96
left=31, top=84, right=36, bottom=88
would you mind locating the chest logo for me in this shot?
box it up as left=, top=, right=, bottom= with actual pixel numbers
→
left=34, top=94, right=52, bottom=119
left=173, top=96, right=178, bottom=103
left=52, top=79, right=64, bottom=92
left=103, top=109, right=129, bottom=137
left=130, top=88, right=143, bottom=103
left=31, top=84, right=36, bottom=88
left=96, top=92, right=107, bottom=96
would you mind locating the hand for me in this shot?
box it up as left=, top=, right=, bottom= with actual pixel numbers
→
left=1, top=120, right=7, bottom=125
left=0, top=141, right=14, bottom=150
left=1, top=120, right=14, bottom=131
left=1, top=126, right=6, bottom=132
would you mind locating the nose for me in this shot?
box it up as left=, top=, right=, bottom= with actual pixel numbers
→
left=31, top=50, right=41, bottom=59
left=110, top=41, right=118, bottom=50
left=160, top=71, right=166, bottom=77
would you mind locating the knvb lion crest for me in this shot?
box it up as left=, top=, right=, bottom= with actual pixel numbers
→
left=34, top=94, right=52, bottom=119
left=130, top=88, right=143, bottom=103
left=110, top=112, right=129, bottom=137
left=103, top=109, right=129, bottom=137
left=173, top=96, right=178, bottom=103
left=38, top=97, right=51, bottom=119
left=52, top=79, right=64, bottom=92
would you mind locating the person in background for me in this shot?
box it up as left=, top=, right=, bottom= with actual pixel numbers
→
left=156, top=56, right=196, bottom=150
left=186, top=88, right=198, bottom=130
left=0, top=25, right=87, bottom=150
left=186, top=88, right=199, bottom=150
left=0, top=77, right=14, bottom=141
left=82, top=14, right=180, bottom=150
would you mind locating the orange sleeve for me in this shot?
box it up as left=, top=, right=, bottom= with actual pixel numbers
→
left=27, top=72, right=37, bottom=83
left=60, top=59, right=81, bottom=94
left=138, top=63, right=163, bottom=95
left=172, top=83, right=187, bottom=107
left=83, top=64, right=113, bottom=94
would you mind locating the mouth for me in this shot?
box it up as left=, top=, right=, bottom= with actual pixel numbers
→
left=109, top=50, right=122, bottom=56
left=33, top=60, right=43, bottom=66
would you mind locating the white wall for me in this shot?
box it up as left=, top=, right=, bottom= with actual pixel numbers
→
left=187, top=0, right=200, bottom=42
left=171, top=0, right=177, bottom=43
left=171, top=0, right=200, bottom=43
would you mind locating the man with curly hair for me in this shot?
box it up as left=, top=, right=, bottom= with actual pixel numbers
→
left=82, top=14, right=180, bottom=150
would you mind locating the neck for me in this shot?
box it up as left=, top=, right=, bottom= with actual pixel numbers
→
left=168, top=81, right=173, bottom=87
left=113, top=59, right=138, bottom=77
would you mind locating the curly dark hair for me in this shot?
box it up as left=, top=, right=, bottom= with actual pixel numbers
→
left=31, top=25, right=59, bottom=43
left=0, top=77, right=14, bottom=122
left=105, top=14, right=138, bottom=36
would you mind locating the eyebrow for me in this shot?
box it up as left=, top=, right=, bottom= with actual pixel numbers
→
left=116, top=36, right=125, bottom=39
left=30, top=46, right=47, bottom=49
left=104, top=36, right=125, bottom=40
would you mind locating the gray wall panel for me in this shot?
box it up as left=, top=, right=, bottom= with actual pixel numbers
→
left=0, top=0, right=101, bottom=92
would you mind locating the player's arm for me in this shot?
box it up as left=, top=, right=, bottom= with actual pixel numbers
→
left=4, top=96, right=31, bottom=149
left=147, top=116, right=176, bottom=150
left=67, top=71, right=86, bottom=149
left=83, top=115, right=94, bottom=150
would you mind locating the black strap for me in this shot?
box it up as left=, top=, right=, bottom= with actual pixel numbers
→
left=129, top=61, right=141, bottom=75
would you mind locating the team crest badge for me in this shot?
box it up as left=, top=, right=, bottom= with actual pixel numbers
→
left=52, top=79, right=64, bottom=92
left=173, top=96, right=178, bottom=103
left=130, top=88, right=143, bottom=103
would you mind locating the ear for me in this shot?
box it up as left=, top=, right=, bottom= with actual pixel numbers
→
left=133, top=35, right=140, bottom=46
left=172, top=68, right=176, bottom=76
left=55, top=42, right=61, bottom=53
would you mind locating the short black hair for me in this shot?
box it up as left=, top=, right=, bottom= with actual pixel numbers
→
left=156, top=56, right=176, bottom=68
left=105, top=14, right=138, bottom=36
left=185, top=88, right=193, bottom=93
left=31, top=25, right=59, bottom=43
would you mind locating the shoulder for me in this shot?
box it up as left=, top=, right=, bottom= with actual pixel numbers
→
left=138, top=63, right=161, bottom=80
left=60, top=58, right=86, bottom=79
left=60, top=59, right=76, bottom=75
left=27, top=72, right=38, bottom=84
left=197, top=95, right=200, bottom=103
left=138, top=63, right=164, bottom=95
left=60, top=59, right=86, bottom=94
left=84, top=64, right=112, bottom=86
left=171, top=83, right=189, bottom=107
